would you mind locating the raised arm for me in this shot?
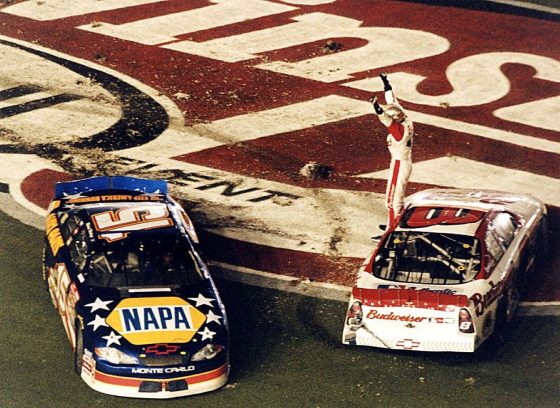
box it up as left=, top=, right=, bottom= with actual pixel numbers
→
left=370, top=96, right=393, bottom=127
left=380, top=72, right=398, bottom=105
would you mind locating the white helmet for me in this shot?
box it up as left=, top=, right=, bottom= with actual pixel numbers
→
left=385, top=104, right=405, bottom=122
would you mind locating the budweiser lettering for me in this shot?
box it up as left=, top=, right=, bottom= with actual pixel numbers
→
left=366, top=309, right=426, bottom=322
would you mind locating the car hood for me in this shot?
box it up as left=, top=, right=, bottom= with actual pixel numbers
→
left=77, top=281, right=227, bottom=352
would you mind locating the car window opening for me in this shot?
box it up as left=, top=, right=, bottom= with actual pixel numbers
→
left=373, top=231, right=481, bottom=284
left=82, top=235, right=205, bottom=288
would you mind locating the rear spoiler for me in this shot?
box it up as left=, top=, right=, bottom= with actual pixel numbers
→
left=54, top=176, right=167, bottom=199
left=352, top=287, right=469, bottom=309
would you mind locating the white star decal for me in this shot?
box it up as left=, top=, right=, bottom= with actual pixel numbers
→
left=188, top=293, right=214, bottom=308
left=62, top=192, right=85, bottom=199
left=206, top=310, right=222, bottom=325
left=102, top=331, right=122, bottom=347
left=199, top=327, right=216, bottom=341
left=85, top=297, right=113, bottom=313
left=87, top=314, right=108, bottom=331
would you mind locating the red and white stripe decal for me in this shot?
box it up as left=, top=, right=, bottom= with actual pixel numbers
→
left=94, top=363, right=228, bottom=388
left=353, top=287, right=469, bottom=310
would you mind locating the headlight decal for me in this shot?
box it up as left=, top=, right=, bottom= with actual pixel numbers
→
left=95, top=346, right=139, bottom=365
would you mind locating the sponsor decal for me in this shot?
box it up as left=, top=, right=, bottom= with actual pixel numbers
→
left=377, top=284, right=458, bottom=295
left=427, top=317, right=455, bottom=324
left=366, top=309, right=426, bottom=323
left=144, top=343, right=180, bottom=355
left=90, top=206, right=174, bottom=243
left=105, top=297, right=206, bottom=345
left=45, top=213, right=64, bottom=255
left=470, top=280, right=507, bottom=317
left=66, top=194, right=164, bottom=204
left=395, top=339, right=420, bottom=350
left=403, top=207, right=485, bottom=228
left=131, top=366, right=195, bottom=375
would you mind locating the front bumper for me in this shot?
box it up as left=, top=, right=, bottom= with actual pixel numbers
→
left=81, top=356, right=229, bottom=398
left=342, top=324, right=477, bottom=352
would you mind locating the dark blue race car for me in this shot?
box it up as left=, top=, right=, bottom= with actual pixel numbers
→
left=42, top=176, right=229, bottom=398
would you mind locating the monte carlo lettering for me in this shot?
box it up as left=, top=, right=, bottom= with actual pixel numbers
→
left=131, top=366, right=195, bottom=375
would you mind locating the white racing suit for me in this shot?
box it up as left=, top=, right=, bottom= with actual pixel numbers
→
left=375, top=89, right=413, bottom=228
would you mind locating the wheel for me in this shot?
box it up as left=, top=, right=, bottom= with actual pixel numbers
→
left=74, top=324, right=84, bottom=375
left=536, top=215, right=549, bottom=270
left=491, top=297, right=508, bottom=346
left=492, top=283, right=519, bottom=347
left=504, top=281, right=520, bottom=323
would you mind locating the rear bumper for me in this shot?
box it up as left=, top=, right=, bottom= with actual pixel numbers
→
left=342, top=325, right=477, bottom=352
left=81, top=362, right=229, bottom=399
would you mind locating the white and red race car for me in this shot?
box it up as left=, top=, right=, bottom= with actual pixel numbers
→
left=342, top=189, right=547, bottom=352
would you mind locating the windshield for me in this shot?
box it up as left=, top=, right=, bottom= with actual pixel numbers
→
left=84, top=233, right=205, bottom=288
left=372, top=231, right=481, bottom=284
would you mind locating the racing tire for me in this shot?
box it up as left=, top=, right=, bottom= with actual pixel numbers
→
left=536, top=215, right=549, bottom=271
left=491, top=298, right=508, bottom=346
left=492, top=289, right=520, bottom=348
left=74, top=324, right=84, bottom=375
left=505, top=282, right=520, bottom=323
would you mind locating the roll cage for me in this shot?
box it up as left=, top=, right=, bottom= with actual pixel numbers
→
left=372, top=231, right=482, bottom=284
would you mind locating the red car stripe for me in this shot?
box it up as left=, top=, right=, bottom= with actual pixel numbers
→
left=353, top=287, right=469, bottom=309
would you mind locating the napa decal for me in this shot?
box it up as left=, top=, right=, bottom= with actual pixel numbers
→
left=105, top=297, right=206, bottom=345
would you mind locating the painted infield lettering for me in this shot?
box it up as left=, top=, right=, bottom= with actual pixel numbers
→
left=0, top=1, right=558, bottom=305
left=78, top=0, right=296, bottom=45
left=1, top=0, right=161, bottom=21
left=69, top=3, right=560, bottom=133
left=118, top=158, right=303, bottom=203
left=0, top=37, right=168, bottom=152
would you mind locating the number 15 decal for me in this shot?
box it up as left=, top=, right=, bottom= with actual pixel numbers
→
left=91, top=206, right=173, bottom=242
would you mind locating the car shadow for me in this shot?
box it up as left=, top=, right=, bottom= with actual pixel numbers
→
left=213, top=278, right=285, bottom=382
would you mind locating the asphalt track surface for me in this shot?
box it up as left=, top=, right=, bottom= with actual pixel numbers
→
left=0, top=0, right=559, bottom=406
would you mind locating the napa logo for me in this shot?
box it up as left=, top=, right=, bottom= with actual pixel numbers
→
left=105, top=297, right=206, bottom=345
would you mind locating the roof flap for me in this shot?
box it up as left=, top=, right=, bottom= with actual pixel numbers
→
left=54, top=176, right=167, bottom=198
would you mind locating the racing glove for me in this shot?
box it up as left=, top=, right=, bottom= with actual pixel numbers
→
left=380, top=72, right=392, bottom=91
left=370, top=96, right=384, bottom=115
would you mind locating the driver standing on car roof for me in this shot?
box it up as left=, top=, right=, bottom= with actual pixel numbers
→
left=370, top=73, right=414, bottom=229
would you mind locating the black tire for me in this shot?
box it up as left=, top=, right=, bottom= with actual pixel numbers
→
left=74, top=324, right=84, bottom=375
left=536, top=215, right=549, bottom=271
left=492, top=283, right=521, bottom=347
left=488, top=297, right=509, bottom=348
left=505, top=281, right=520, bottom=323
left=494, top=297, right=507, bottom=333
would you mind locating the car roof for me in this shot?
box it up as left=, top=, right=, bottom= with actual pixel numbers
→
left=405, top=188, right=545, bottom=220
left=396, top=205, right=486, bottom=237
left=54, top=176, right=167, bottom=199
